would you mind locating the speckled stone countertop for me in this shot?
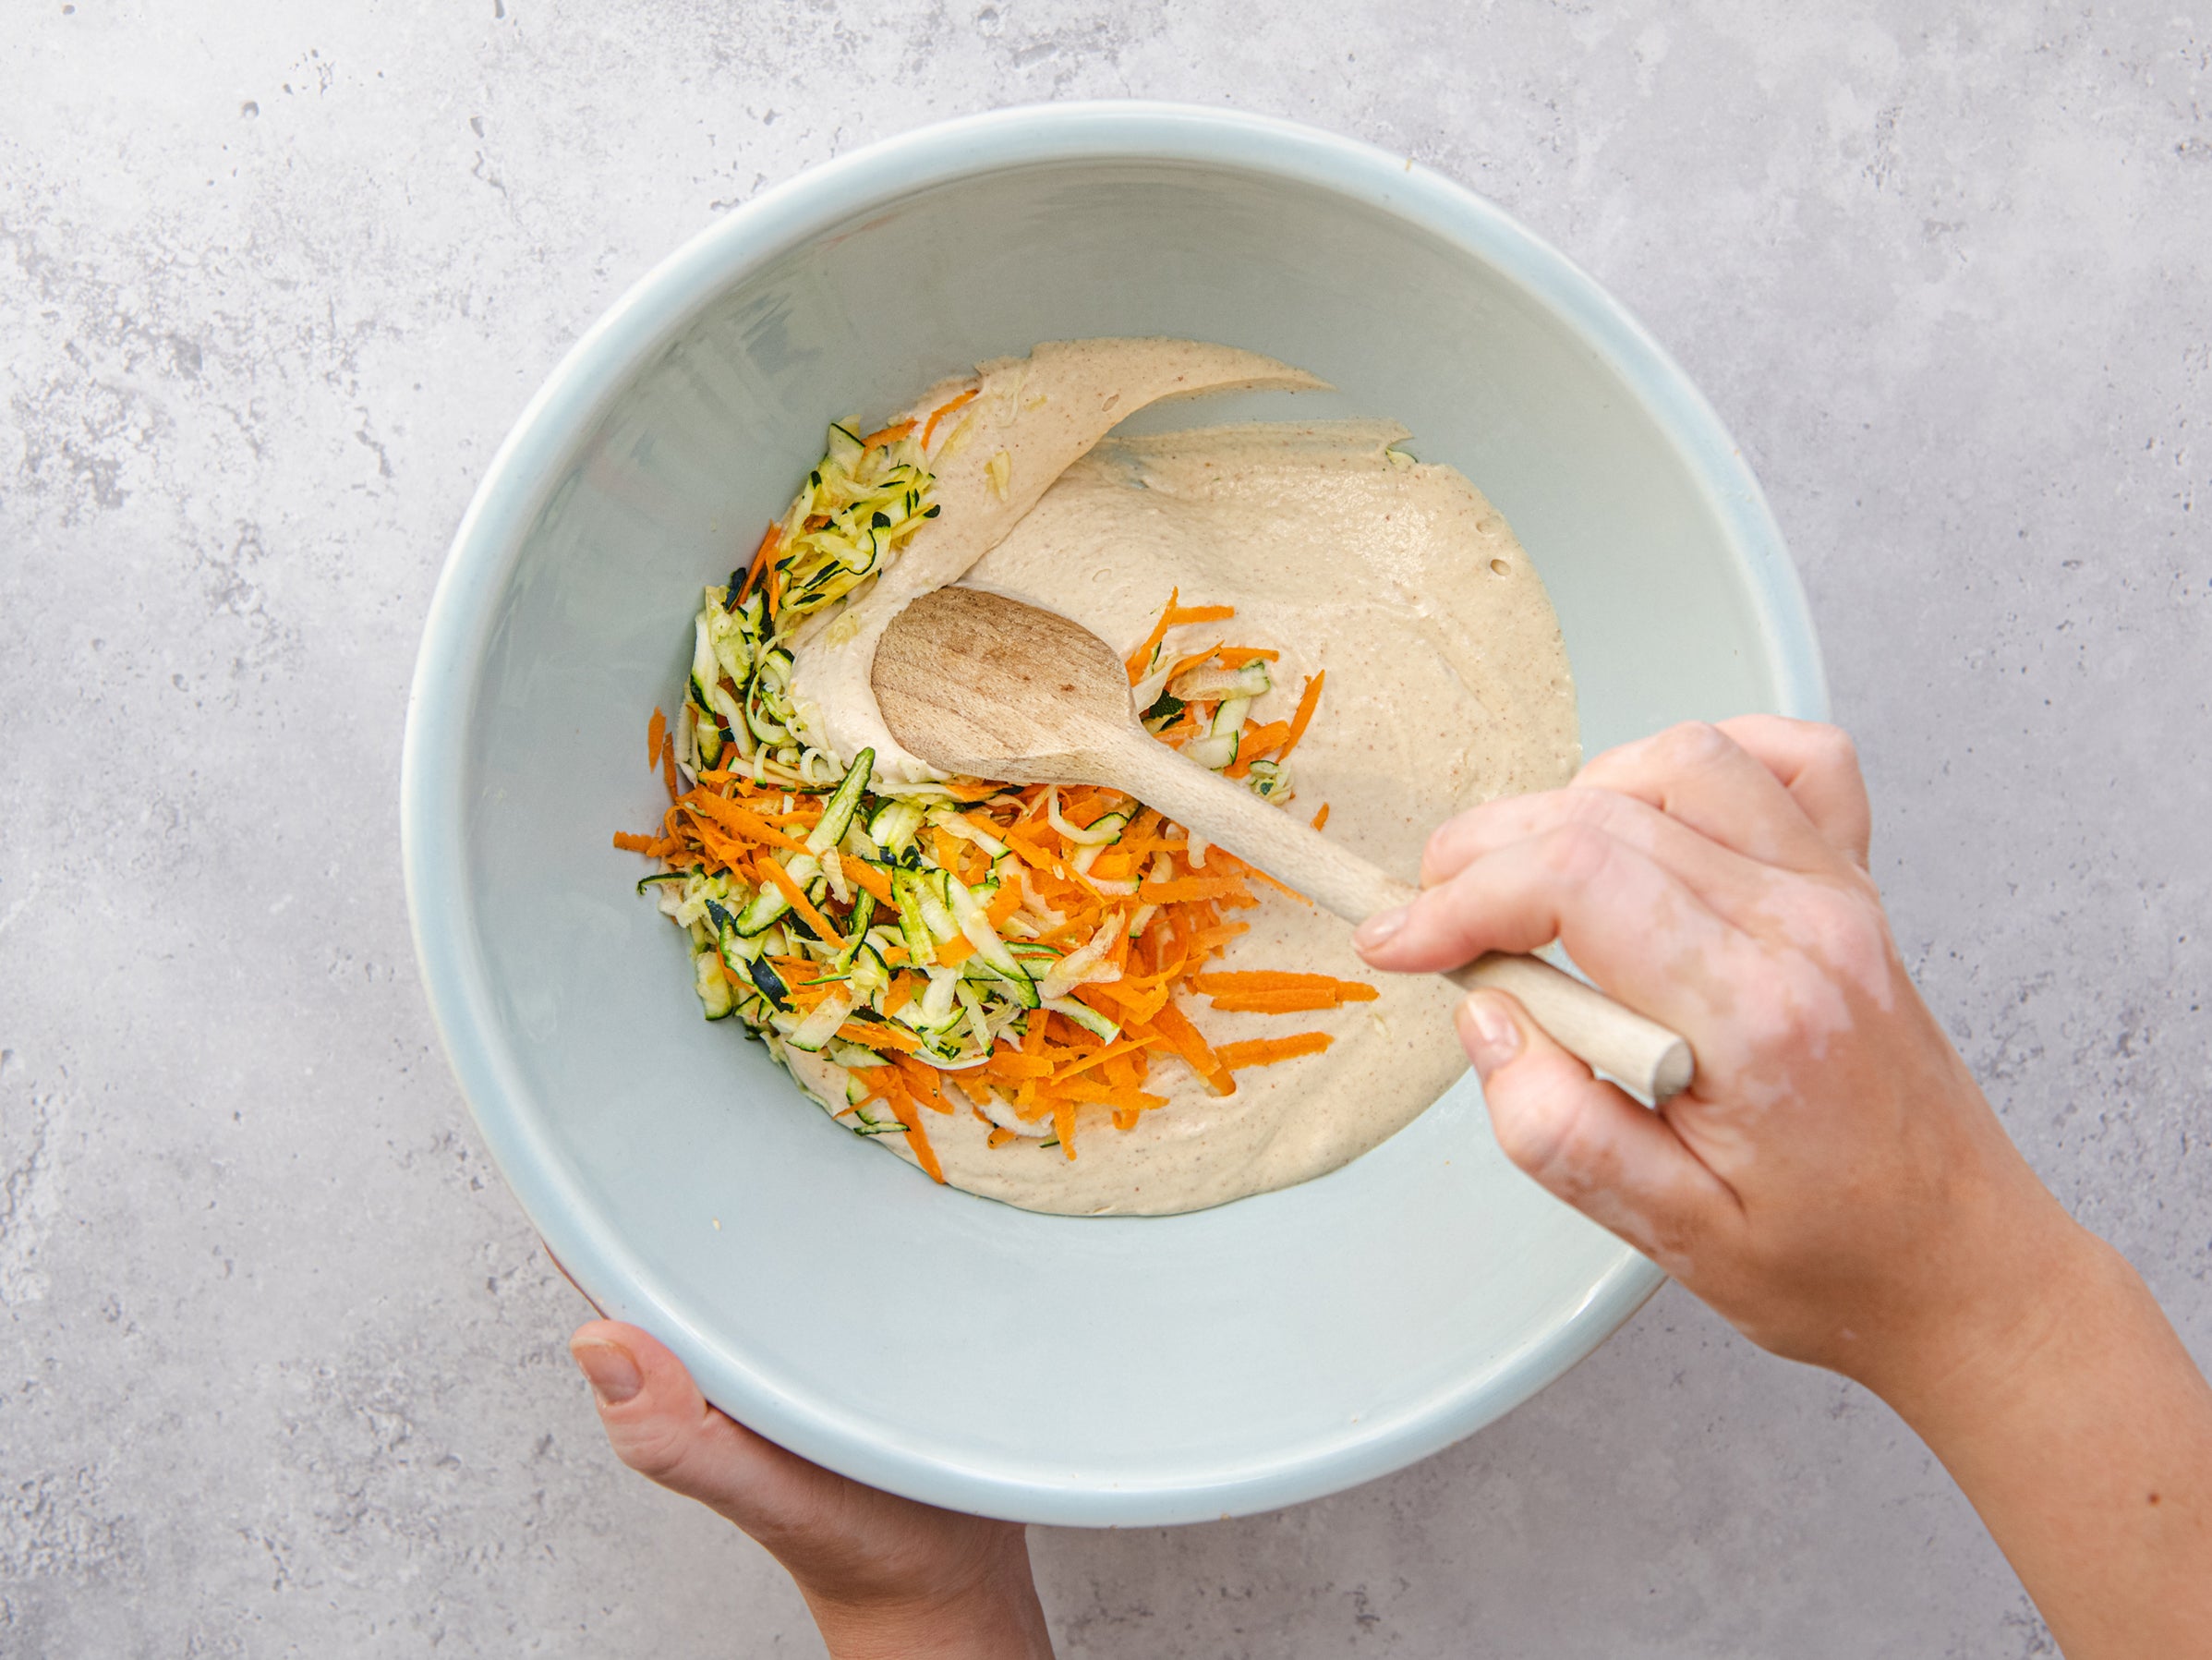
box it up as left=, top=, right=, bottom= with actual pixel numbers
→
left=4, top=4, right=2206, bottom=1654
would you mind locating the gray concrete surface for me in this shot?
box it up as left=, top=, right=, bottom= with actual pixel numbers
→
left=4, top=2, right=2206, bottom=1654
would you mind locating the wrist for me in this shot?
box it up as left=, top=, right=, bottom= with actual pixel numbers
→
left=802, top=1534, right=1052, bottom=1660
left=1857, top=1203, right=2109, bottom=1436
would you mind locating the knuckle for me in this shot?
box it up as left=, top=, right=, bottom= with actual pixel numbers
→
left=1792, top=885, right=1888, bottom=973
left=1535, top=821, right=1616, bottom=887
left=1490, top=1086, right=1568, bottom=1177
left=1559, top=785, right=1628, bottom=831
left=609, top=1415, right=693, bottom=1485
left=1422, top=809, right=1481, bottom=872
left=1493, top=1073, right=1611, bottom=1193
left=1654, top=719, right=1731, bottom=765
left=1810, top=721, right=1858, bottom=766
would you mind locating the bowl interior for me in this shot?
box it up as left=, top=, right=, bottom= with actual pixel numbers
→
left=420, top=125, right=1819, bottom=1524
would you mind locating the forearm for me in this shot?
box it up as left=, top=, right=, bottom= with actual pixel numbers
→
left=1879, top=1225, right=2212, bottom=1658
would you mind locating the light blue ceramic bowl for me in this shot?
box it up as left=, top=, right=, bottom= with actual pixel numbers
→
left=403, top=103, right=1823, bottom=1526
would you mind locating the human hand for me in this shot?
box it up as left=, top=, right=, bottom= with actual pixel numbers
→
left=1354, top=718, right=2212, bottom=1658
left=570, top=1322, right=1053, bottom=1660
left=1352, top=717, right=2075, bottom=1402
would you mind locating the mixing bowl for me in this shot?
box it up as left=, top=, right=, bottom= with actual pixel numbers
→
left=403, top=103, right=1823, bottom=1525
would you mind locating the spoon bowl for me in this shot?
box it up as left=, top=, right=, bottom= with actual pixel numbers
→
left=875, top=585, right=1694, bottom=1100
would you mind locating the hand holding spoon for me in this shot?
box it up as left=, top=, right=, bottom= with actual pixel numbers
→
left=872, top=586, right=1694, bottom=1100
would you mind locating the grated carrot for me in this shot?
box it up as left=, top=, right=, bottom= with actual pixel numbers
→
left=1214, top=1032, right=1335, bottom=1070
left=1158, top=641, right=1227, bottom=688
left=848, top=860, right=895, bottom=905
left=1052, top=1100, right=1077, bottom=1159
left=862, top=418, right=916, bottom=447
left=1223, top=721, right=1292, bottom=779
left=893, top=1053, right=951, bottom=1113
left=936, top=932, right=976, bottom=968
left=1311, top=803, right=1331, bottom=830
left=1142, top=1000, right=1234, bottom=1094
left=1138, top=875, right=1251, bottom=904
left=736, top=522, right=780, bottom=603
left=1215, top=647, right=1281, bottom=668
left=1124, top=586, right=1180, bottom=683
left=1048, top=1036, right=1157, bottom=1087
left=883, top=973, right=918, bottom=1015
left=922, top=387, right=978, bottom=448
left=660, top=733, right=679, bottom=803
left=686, top=793, right=810, bottom=855
left=612, top=831, right=657, bottom=854
left=647, top=707, right=667, bottom=769
left=755, top=854, right=845, bottom=949
left=888, top=1093, right=945, bottom=1181
left=840, top=1019, right=921, bottom=1054
left=1194, top=971, right=1378, bottom=1000
left=1280, top=670, right=1326, bottom=757
left=1204, top=990, right=1351, bottom=1013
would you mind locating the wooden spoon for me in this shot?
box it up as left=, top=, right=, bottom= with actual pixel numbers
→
left=873, top=586, right=1695, bottom=1100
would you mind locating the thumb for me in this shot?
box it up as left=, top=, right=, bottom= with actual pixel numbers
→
left=1458, top=990, right=1733, bottom=1276
left=570, top=1320, right=827, bottom=1527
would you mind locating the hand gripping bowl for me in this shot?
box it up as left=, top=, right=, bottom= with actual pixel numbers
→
left=403, top=104, right=1824, bottom=1525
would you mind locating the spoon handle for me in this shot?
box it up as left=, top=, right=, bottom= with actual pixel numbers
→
left=1102, top=732, right=1695, bottom=1100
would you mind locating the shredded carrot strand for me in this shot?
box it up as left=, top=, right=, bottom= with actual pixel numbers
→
left=686, top=793, right=810, bottom=855
left=1159, top=642, right=1227, bottom=687
left=1124, top=586, right=1180, bottom=683
left=840, top=1019, right=920, bottom=1054
left=1224, top=721, right=1292, bottom=778
left=862, top=418, right=916, bottom=448
left=893, top=1053, right=951, bottom=1113
left=660, top=734, right=679, bottom=803
left=1280, top=670, right=1326, bottom=757
left=1214, top=1032, right=1335, bottom=1070
left=1137, top=875, right=1251, bottom=903
left=1142, top=1000, right=1234, bottom=1094
left=1194, top=971, right=1379, bottom=1000
left=736, top=522, right=780, bottom=603
left=848, top=860, right=895, bottom=905
left=755, top=854, right=845, bottom=949
left=922, top=387, right=978, bottom=448
left=612, top=831, right=657, bottom=854
left=1205, top=990, right=1352, bottom=1013
left=1311, top=803, right=1331, bottom=830
left=1050, top=1036, right=1156, bottom=1086
left=888, top=1094, right=945, bottom=1181
left=647, top=707, right=667, bottom=769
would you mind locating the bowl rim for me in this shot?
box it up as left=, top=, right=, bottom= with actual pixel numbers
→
left=402, top=100, right=1826, bottom=1526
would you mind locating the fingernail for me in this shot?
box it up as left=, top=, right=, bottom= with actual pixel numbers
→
left=1353, top=905, right=1408, bottom=951
left=1459, top=992, right=1523, bottom=1076
left=572, top=1339, right=642, bottom=1406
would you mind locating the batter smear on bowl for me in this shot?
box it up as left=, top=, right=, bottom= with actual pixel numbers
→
left=614, top=339, right=1579, bottom=1215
